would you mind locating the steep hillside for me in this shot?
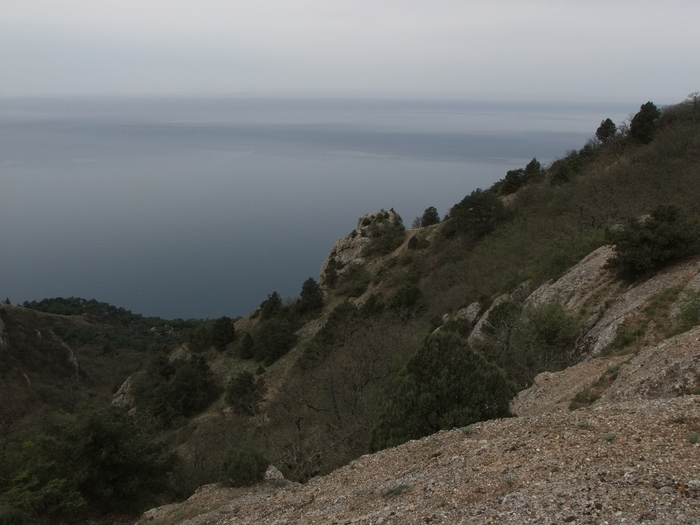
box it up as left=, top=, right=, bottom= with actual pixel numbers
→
left=138, top=245, right=700, bottom=524
left=2, top=95, right=700, bottom=524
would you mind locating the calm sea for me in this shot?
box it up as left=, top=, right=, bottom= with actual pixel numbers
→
left=0, top=97, right=634, bottom=319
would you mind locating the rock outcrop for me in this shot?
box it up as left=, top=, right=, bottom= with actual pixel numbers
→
left=319, top=209, right=403, bottom=288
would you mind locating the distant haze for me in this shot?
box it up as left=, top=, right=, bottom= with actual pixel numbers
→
left=1, top=97, right=636, bottom=319
left=1, top=1, right=698, bottom=102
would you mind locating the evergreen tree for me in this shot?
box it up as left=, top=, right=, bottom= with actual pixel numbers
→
left=630, top=102, right=661, bottom=144
left=419, top=206, right=441, bottom=227
left=211, top=316, right=236, bottom=350
left=595, top=118, right=617, bottom=143
left=299, top=277, right=323, bottom=313
left=370, top=332, right=514, bottom=451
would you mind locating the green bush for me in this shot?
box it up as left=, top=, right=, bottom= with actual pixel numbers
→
left=238, top=331, right=255, bottom=359
left=132, top=354, right=220, bottom=426
left=220, top=448, right=268, bottom=487
left=225, top=371, right=267, bottom=416
left=674, top=290, right=700, bottom=335
left=0, top=507, right=30, bottom=525
left=370, top=331, right=514, bottom=451
left=605, top=204, right=700, bottom=279
left=254, top=319, right=297, bottom=365
left=389, top=284, right=423, bottom=311
left=5, top=407, right=174, bottom=517
left=449, top=188, right=506, bottom=240
left=212, top=316, right=236, bottom=350
left=336, top=265, right=372, bottom=297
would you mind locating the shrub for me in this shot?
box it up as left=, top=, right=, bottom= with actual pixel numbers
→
left=605, top=204, right=700, bottom=279
left=254, top=319, right=297, bottom=365
left=450, top=188, right=505, bottom=240
left=225, top=371, right=267, bottom=416
left=335, top=265, right=372, bottom=297
left=211, top=316, right=236, bottom=350
left=239, top=331, right=255, bottom=359
left=674, top=290, right=700, bottom=335
left=260, top=292, right=283, bottom=320
left=6, top=406, right=174, bottom=517
left=370, top=332, right=515, bottom=451
left=0, top=508, right=29, bottom=525
left=298, top=277, right=324, bottom=313
left=132, top=354, right=220, bottom=426
left=389, top=284, right=423, bottom=311
left=220, top=448, right=268, bottom=487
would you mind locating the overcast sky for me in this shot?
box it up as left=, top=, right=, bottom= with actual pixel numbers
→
left=1, top=0, right=698, bottom=102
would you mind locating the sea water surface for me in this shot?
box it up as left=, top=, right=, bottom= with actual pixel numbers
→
left=0, top=97, right=635, bottom=319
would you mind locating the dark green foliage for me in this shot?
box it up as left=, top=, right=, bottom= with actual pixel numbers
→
left=362, top=211, right=406, bottom=256
left=605, top=204, right=700, bottom=279
left=211, top=316, right=236, bottom=350
left=596, top=118, right=617, bottom=143
left=0, top=508, right=29, bottom=525
left=500, top=169, right=525, bottom=195
left=260, top=292, right=283, bottom=320
left=549, top=149, right=587, bottom=184
left=132, top=354, right=220, bottom=427
left=389, top=284, right=423, bottom=311
left=407, top=234, right=430, bottom=251
left=183, top=323, right=214, bottom=352
left=497, top=158, right=544, bottom=195
left=239, top=331, right=255, bottom=359
left=419, top=206, right=441, bottom=227
left=335, top=264, right=372, bottom=297
left=225, top=371, right=267, bottom=416
left=254, top=319, right=297, bottom=365
left=5, top=406, right=173, bottom=517
left=630, top=101, right=661, bottom=144
left=450, top=188, right=505, bottom=239
left=370, top=332, right=515, bottom=451
left=523, top=157, right=544, bottom=181
left=478, top=300, right=580, bottom=387
left=220, top=447, right=268, bottom=487
left=299, top=277, right=324, bottom=313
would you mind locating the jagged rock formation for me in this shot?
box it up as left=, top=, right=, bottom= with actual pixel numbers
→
left=319, top=209, right=403, bottom=288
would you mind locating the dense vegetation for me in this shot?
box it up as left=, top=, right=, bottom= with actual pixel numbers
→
left=2, top=93, right=700, bottom=524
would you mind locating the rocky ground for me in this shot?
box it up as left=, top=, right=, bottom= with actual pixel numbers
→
left=139, top=373, right=700, bottom=524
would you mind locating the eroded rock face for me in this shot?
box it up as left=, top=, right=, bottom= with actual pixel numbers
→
left=523, top=245, right=700, bottom=358
left=598, top=326, right=700, bottom=404
left=525, top=245, right=616, bottom=311
left=319, top=209, right=403, bottom=288
left=576, top=260, right=700, bottom=357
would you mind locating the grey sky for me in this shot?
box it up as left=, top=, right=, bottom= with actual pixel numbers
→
left=1, top=0, right=698, bottom=102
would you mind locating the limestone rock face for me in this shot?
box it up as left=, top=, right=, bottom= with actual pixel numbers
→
left=467, top=293, right=510, bottom=345
left=112, top=375, right=135, bottom=409
left=455, top=302, right=482, bottom=326
left=597, top=326, right=700, bottom=403
left=525, top=245, right=615, bottom=311
left=319, top=209, right=403, bottom=288
left=522, top=245, right=700, bottom=358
